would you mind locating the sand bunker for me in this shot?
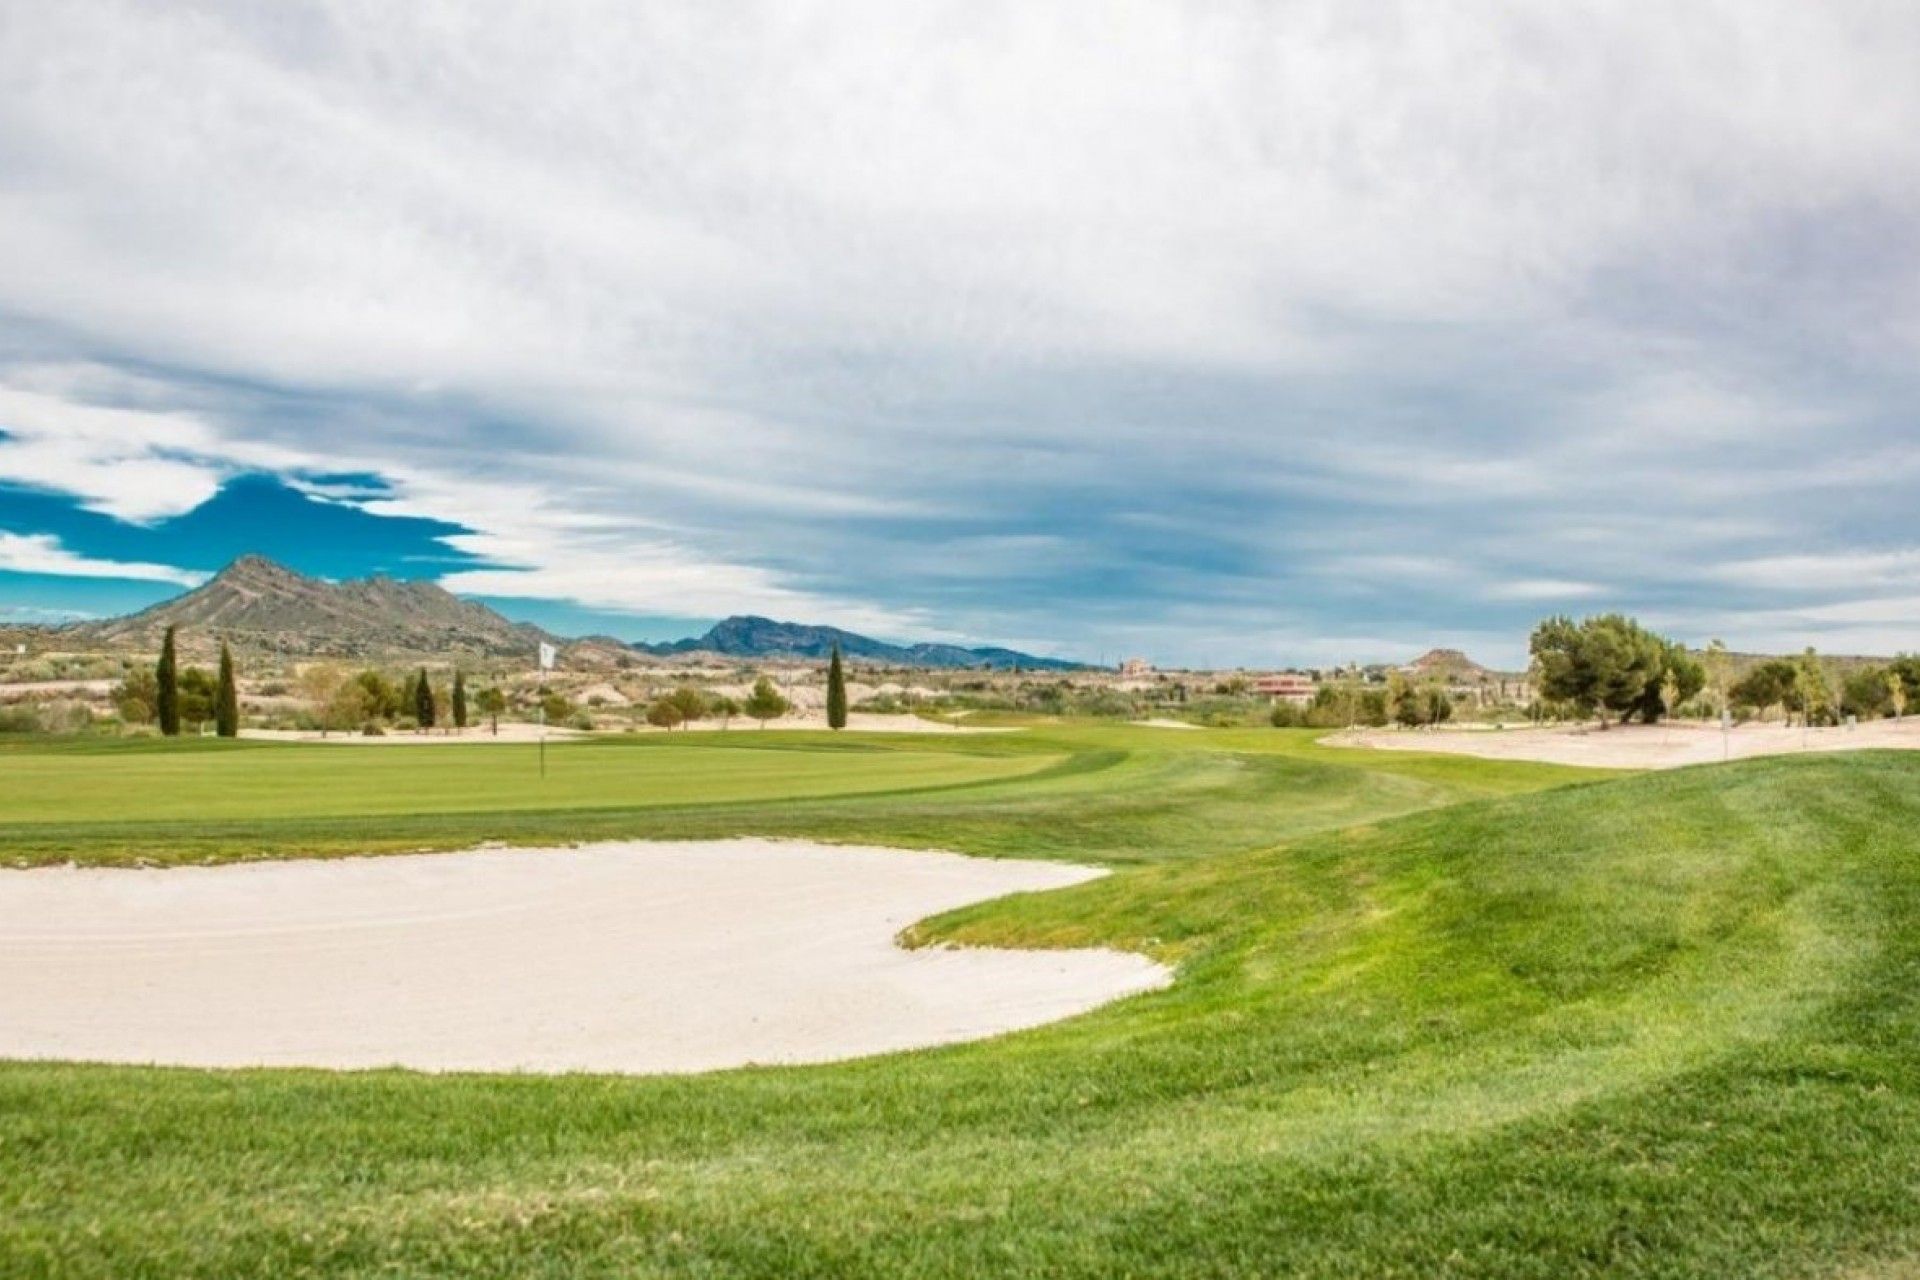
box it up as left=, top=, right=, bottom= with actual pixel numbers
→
left=0, top=840, right=1166, bottom=1074
left=1328, top=718, right=1920, bottom=769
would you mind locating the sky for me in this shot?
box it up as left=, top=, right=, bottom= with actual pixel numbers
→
left=2, top=2, right=1918, bottom=669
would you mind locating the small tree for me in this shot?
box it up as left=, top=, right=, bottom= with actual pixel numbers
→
left=474, top=686, right=506, bottom=735
left=323, top=679, right=372, bottom=735
left=744, top=676, right=789, bottom=727
left=414, top=667, right=436, bottom=730
left=156, top=624, right=181, bottom=737
left=1890, top=670, right=1908, bottom=721
left=113, top=665, right=160, bottom=726
left=669, top=685, right=709, bottom=726
left=712, top=694, right=740, bottom=729
left=298, top=664, right=345, bottom=736
left=178, top=667, right=217, bottom=732
left=1704, top=638, right=1731, bottom=717
left=1793, top=648, right=1832, bottom=727
left=646, top=697, right=685, bottom=730
left=357, top=669, right=402, bottom=720
left=451, top=670, right=468, bottom=731
left=1731, top=659, right=1796, bottom=721
left=215, top=641, right=240, bottom=738
left=826, top=644, right=848, bottom=730
left=1659, top=670, right=1682, bottom=723
left=1385, top=669, right=1414, bottom=725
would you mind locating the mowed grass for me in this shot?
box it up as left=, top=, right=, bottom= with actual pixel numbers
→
left=0, top=725, right=1592, bottom=867
left=5, top=725, right=1920, bottom=1276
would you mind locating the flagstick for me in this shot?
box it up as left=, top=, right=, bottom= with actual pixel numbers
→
left=536, top=640, right=556, bottom=779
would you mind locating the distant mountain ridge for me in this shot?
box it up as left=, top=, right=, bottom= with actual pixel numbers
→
left=633, top=614, right=1086, bottom=670
left=43, top=556, right=1083, bottom=668
left=62, top=555, right=556, bottom=658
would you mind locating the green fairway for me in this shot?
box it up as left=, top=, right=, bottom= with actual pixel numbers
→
left=4, top=725, right=1919, bottom=1276
left=0, top=725, right=1590, bottom=867
left=0, top=734, right=1059, bottom=829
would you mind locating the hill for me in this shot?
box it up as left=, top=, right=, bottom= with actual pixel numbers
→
left=636, top=614, right=1086, bottom=670
left=60, top=555, right=555, bottom=659
left=1402, top=647, right=1498, bottom=681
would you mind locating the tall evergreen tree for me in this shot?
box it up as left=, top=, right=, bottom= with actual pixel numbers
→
left=451, top=669, right=468, bottom=730
left=214, top=641, right=240, bottom=738
left=414, top=667, right=436, bottom=729
left=826, top=643, right=848, bottom=730
left=156, top=624, right=181, bottom=737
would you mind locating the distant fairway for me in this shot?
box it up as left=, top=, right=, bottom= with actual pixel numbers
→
left=0, top=735, right=1058, bottom=829
left=5, top=724, right=1920, bottom=1276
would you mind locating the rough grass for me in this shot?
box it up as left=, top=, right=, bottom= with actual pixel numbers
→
left=4, top=726, right=1916, bottom=1276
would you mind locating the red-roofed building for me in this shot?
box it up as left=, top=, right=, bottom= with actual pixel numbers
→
left=1252, top=673, right=1315, bottom=706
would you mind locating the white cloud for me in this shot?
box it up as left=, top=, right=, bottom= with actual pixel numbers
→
left=0, top=531, right=207, bottom=587
left=1484, top=579, right=1608, bottom=602
left=0, top=4, right=1918, bottom=660
left=1712, top=549, right=1920, bottom=593
left=0, top=384, right=312, bottom=522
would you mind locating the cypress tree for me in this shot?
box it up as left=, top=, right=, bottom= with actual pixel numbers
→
left=826, top=643, right=848, bottom=730
left=156, top=625, right=181, bottom=737
left=414, top=667, right=436, bottom=729
left=452, top=669, right=468, bottom=730
left=214, top=641, right=239, bottom=738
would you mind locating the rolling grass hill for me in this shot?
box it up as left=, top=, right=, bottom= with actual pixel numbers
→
left=3, top=725, right=1917, bottom=1276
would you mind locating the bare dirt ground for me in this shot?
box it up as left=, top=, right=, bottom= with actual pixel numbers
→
left=1326, top=718, right=1920, bottom=769
left=0, top=840, right=1167, bottom=1074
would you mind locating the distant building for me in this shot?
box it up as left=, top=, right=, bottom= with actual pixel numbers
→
left=1252, top=673, right=1315, bottom=706
left=1118, top=657, right=1153, bottom=677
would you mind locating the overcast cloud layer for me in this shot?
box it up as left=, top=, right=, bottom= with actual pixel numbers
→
left=2, top=1, right=1918, bottom=666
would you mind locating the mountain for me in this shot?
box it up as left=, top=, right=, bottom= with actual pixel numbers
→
left=635, top=615, right=1085, bottom=670
left=1402, top=648, right=1499, bottom=681
left=62, top=555, right=556, bottom=659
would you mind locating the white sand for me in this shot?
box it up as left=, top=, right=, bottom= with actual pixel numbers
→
left=1132, top=717, right=1201, bottom=730
left=1327, top=718, right=1920, bottom=769
left=0, top=840, right=1167, bottom=1074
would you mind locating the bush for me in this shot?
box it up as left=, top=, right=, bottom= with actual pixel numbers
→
left=1270, top=702, right=1307, bottom=728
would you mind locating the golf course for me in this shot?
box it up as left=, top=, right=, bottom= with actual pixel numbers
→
left=5, top=723, right=1919, bottom=1277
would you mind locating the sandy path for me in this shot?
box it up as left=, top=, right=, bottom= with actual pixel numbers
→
left=1327, top=718, right=1920, bottom=769
left=0, top=840, right=1166, bottom=1074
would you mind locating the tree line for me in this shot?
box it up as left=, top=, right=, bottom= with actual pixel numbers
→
left=120, top=626, right=244, bottom=738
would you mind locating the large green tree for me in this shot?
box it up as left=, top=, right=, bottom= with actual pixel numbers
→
left=451, top=670, right=468, bottom=730
left=825, top=644, right=848, bottom=730
left=155, top=625, right=181, bottom=737
left=214, top=641, right=239, bottom=738
left=1529, top=614, right=1701, bottom=724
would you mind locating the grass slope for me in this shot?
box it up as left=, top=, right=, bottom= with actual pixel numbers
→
left=4, top=729, right=1917, bottom=1276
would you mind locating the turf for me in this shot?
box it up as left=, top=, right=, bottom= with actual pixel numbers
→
left=3, top=726, right=1918, bottom=1276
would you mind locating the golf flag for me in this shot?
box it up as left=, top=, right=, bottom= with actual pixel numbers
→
left=538, top=642, right=557, bottom=671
